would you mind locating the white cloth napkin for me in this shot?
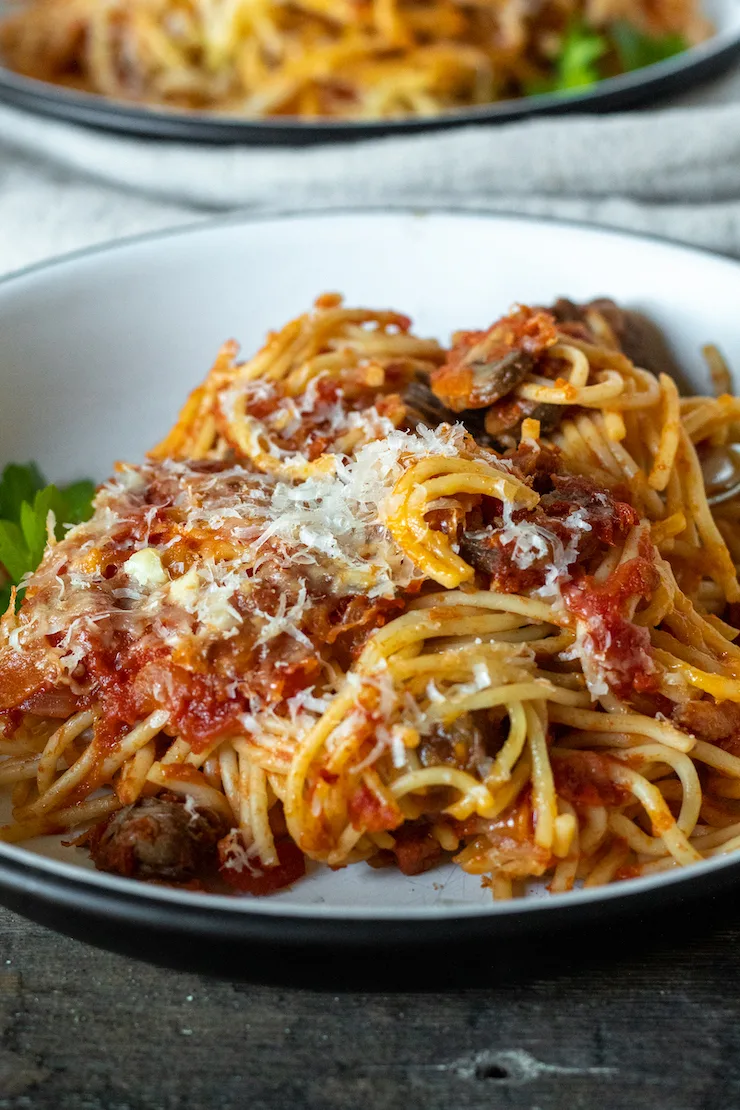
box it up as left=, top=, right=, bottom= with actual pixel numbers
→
left=1, top=63, right=740, bottom=275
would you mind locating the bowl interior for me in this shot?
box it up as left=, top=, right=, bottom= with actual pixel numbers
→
left=1, top=209, right=740, bottom=916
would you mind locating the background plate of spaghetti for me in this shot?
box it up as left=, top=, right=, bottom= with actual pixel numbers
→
left=0, top=0, right=736, bottom=140
left=6, top=210, right=740, bottom=965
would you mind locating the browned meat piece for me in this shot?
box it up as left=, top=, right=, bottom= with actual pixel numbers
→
left=418, top=710, right=505, bottom=776
left=367, top=822, right=444, bottom=876
left=459, top=529, right=527, bottom=588
left=673, top=699, right=740, bottom=754
left=460, top=475, right=639, bottom=594
left=431, top=307, right=557, bottom=413
left=504, top=440, right=562, bottom=486
left=390, top=824, right=444, bottom=875
left=86, top=796, right=228, bottom=881
left=540, top=475, right=639, bottom=546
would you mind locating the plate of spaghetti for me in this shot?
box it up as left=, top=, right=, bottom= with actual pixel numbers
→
left=0, top=0, right=736, bottom=140
left=3, top=210, right=740, bottom=961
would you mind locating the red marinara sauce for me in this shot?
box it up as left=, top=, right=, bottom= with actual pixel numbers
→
left=219, top=836, right=306, bottom=895
left=562, top=546, right=660, bottom=698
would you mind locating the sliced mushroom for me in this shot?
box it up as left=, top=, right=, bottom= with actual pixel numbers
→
left=463, top=347, right=535, bottom=408
left=402, top=379, right=489, bottom=440
left=431, top=307, right=557, bottom=413
left=402, top=379, right=458, bottom=427
left=432, top=346, right=535, bottom=413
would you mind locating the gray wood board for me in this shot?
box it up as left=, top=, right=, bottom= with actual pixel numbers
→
left=0, top=898, right=738, bottom=1110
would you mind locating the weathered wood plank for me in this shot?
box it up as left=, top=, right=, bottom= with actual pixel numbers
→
left=0, top=898, right=739, bottom=1110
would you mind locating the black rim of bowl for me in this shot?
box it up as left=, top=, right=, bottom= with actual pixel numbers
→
left=0, top=25, right=737, bottom=143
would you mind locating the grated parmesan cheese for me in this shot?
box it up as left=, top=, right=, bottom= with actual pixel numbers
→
left=494, top=498, right=595, bottom=603
left=169, top=566, right=200, bottom=607
left=254, top=584, right=313, bottom=649
left=123, top=548, right=168, bottom=589
left=3, top=427, right=526, bottom=757
left=255, top=425, right=467, bottom=599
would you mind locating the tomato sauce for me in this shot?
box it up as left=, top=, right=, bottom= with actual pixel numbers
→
left=220, top=836, right=306, bottom=895
left=347, top=781, right=403, bottom=833
left=553, top=752, right=631, bottom=809
left=562, top=551, right=659, bottom=698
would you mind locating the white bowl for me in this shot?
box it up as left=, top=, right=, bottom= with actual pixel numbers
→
left=1, top=210, right=739, bottom=959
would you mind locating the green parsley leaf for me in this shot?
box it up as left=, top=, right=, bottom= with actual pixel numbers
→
left=0, top=519, right=31, bottom=584
left=61, top=480, right=97, bottom=526
left=21, top=488, right=61, bottom=570
left=558, top=22, right=609, bottom=89
left=0, top=462, right=96, bottom=612
left=0, top=462, right=44, bottom=522
left=611, top=21, right=687, bottom=71
left=526, top=20, right=608, bottom=96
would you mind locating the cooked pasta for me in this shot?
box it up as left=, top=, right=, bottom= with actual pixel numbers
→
left=2, top=290, right=740, bottom=901
left=0, top=0, right=709, bottom=119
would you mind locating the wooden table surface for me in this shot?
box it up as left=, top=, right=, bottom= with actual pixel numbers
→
left=1, top=890, right=739, bottom=1110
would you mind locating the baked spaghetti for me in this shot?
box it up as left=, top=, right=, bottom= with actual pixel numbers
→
left=2, top=292, right=740, bottom=899
left=0, top=0, right=709, bottom=119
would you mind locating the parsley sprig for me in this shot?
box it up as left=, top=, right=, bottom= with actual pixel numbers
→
left=0, top=462, right=95, bottom=613
left=611, top=21, right=687, bottom=72
left=526, top=19, right=688, bottom=97
left=526, top=21, right=609, bottom=95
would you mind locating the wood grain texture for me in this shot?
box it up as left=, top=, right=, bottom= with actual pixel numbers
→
left=0, top=894, right=739, bottom=1110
